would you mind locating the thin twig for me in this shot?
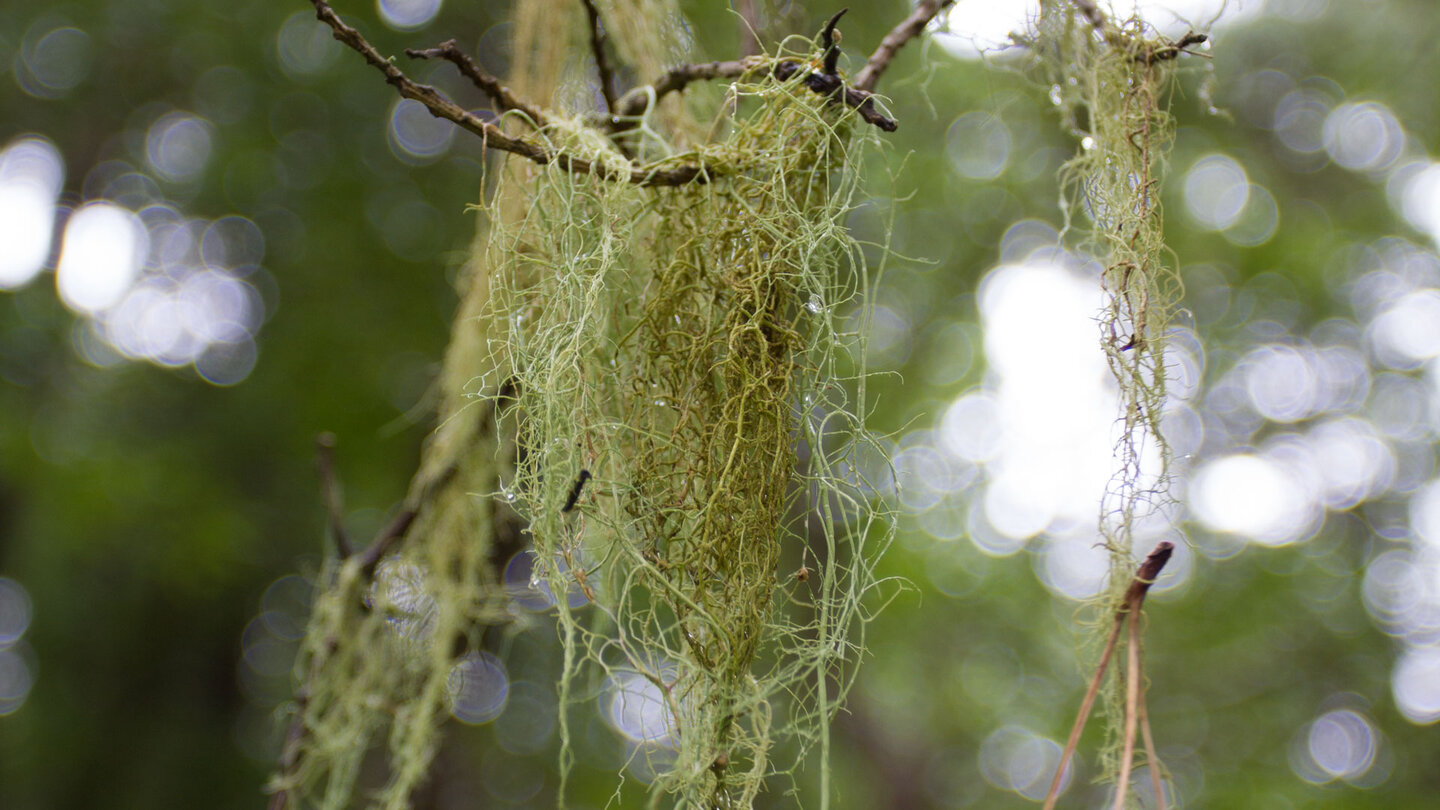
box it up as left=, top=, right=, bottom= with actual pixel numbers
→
left=853, top=0, right=955, bottom=92
left=579, top=0, right=619, bottom=114
left=1112, top=606, right=1143, bottom=810
left=1041, top=607, right=1122, bottom=810
left=315, top=433, right=353, bottom=558
left=615, top=58, right=755, bottom=119
left=403, top=39, right=549, bottom=126
left=1139, top=678, right=1167, bottom=810
left=1140, top=31, right=1208, bottom=64
left=735, top=0, right=762, bottom=57
left=1041, top=542, right=1173, bottom=810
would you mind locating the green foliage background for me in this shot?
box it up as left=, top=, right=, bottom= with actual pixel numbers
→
left=1, top=1, right=1438, bottom=808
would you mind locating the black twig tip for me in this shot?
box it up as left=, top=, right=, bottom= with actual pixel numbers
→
left=562, top=469, right=593, bottom=513
left=821, top=8, right=848, bottom=76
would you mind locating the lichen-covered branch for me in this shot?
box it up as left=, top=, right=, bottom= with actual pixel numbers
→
left=310, top=0, right=707, bottom=186
left=314, top=0, right=932, bottom=189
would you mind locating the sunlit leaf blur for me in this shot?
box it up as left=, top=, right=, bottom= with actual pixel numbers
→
left=2, top=0, right=1438, bottom=807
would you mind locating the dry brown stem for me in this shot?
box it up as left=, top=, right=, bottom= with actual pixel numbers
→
left=1041, top=541, right=1173, bottom=810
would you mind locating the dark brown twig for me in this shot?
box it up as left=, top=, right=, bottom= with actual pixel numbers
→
left=1041, top=541, right=1173, bottom=810
left=579, top=0, right=619, bottom=114
left=773, top=60, right=896, bottom=132
left=615, top=58, right=755, bottom=120
left=403, top=39, right=549, bottom=126
left=853, top=0, right=955, bottom=92
left=315, top=433, right=353, bottom=558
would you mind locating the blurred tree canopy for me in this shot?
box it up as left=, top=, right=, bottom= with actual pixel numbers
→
left=1, top=1, right=1439, bottom=809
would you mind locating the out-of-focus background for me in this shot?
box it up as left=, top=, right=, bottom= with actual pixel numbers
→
left=2, top=0, right=1439, bottom=807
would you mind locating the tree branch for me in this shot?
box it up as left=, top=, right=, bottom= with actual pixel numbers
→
left=315, top=0, right=931, bottom=186
left=309, top=0, right=709, bottom=186
left=853, top=0, right=955, bottom=92
left=403, top=39, right=549, bottom=126
left=579, top=0, right=619, bottom=114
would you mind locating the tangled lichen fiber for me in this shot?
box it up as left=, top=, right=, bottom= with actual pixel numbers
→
left=489, top=50, right=888, bottom=808
left=1037, top=1, right=1187, bottom=793
left=275, top=6, right=893, bottom=808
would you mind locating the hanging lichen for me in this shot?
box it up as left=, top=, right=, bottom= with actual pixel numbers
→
left=487, top=39, right=891, bottom=810
left=269, top=1, right=946, bottom=807
left=1034, top=1, right=1206, bottom=802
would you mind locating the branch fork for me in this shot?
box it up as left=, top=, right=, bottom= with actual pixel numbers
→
left=1042, top=542, right=1175, bottom=810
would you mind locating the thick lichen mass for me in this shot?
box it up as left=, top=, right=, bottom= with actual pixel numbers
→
left=490, top=63, right=887, bottom=807
left=279, top=28, right=892, bottom=810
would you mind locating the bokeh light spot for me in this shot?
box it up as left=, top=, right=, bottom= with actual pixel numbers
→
left=388, top=98, right=456, bottom=163
left=0, top=578, right=32, bottom=647
left=379, top=0, right=443, bottom=30
left=0, top=135, right=64, bottom=289
left=1184, top=154, right=1249, bottom=230
left=56, top=202, right=147, bottom=314
left=946, top=112, right=1011, bottom=180
left=1305, top=709, right=1379, bottom=781
left=449, top=651, right=509, bottom=724
left=1392, top=647, right=1440, bottom=724
left=16, top=25, right=92, bottom=99
left=978, top=725, right=1068, bottom=800
left=146, top=111, right=215, bottom=184
left=1190, top=454, right=1316, bottom=546
left=603, top=670, right=676, bottom=746
left=0, top=648, right=34, bottom=716
left=276, top=11, right=344, bottom=78
left=1323, top=101, right=1403, bottom=174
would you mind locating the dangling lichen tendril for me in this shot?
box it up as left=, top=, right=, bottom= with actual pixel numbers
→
left=1035, top=0, right=1206, bottom=799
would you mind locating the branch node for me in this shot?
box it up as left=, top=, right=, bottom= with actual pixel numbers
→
left=315, top=432, right=353, bottom=558
left=580, top=0, right=620, bottom=115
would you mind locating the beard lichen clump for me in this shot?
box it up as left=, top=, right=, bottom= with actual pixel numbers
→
left=1035, top=1, right=1200, bottom=796
left=271, top=0, right=924, bottom=805
left=1039, top=2, right=1187, bottom=602
left=488, top=50, right=887, bottom=808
